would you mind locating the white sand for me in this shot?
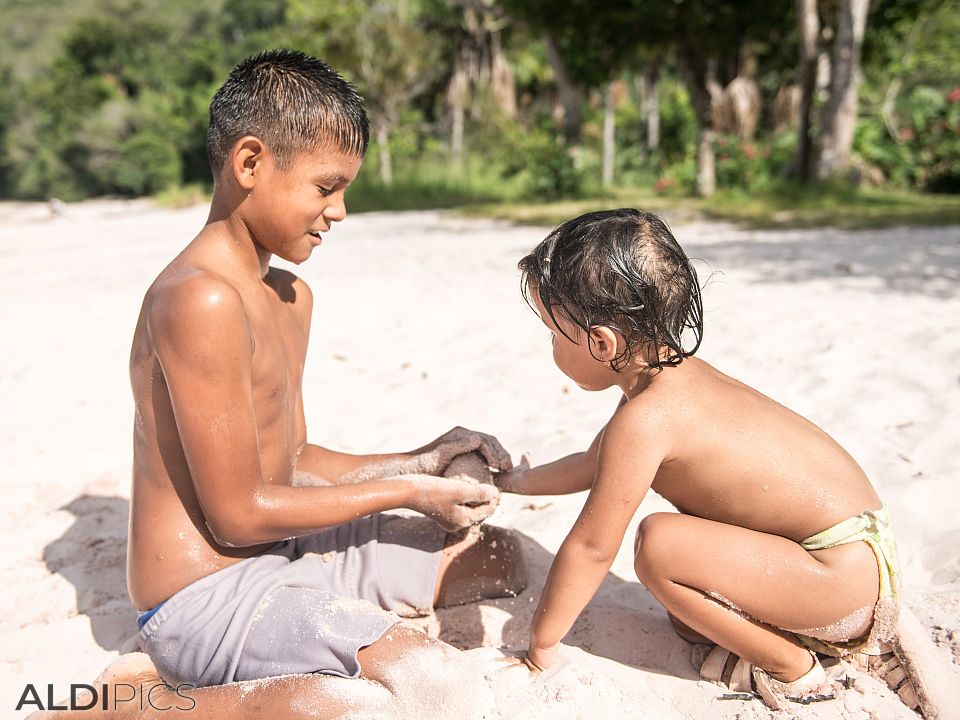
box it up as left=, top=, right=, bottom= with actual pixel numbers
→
left=0, top=199, right=958, bottom=718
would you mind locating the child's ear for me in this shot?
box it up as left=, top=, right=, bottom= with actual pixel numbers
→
left=231, top=136, right=267, bottom=191
left=588, top=326, right=621, bottom=362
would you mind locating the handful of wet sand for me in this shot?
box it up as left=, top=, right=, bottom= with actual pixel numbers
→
left=443, top=451, right=499, bottom=531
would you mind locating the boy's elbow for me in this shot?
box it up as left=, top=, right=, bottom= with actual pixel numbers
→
left=205, top=510, right=263, bottom=548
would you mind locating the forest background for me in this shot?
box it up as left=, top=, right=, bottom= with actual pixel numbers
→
left=0, top=0, right=958, bottom=227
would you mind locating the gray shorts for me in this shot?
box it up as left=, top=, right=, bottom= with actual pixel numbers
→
left=138, top=514, right=446, bottom=687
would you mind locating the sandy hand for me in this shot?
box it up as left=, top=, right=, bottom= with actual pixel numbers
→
left=408, top=475, right=500, bottom=532
left=417, top=426, right=513, bottom=475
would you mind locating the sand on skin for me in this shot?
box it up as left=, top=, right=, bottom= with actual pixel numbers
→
left=0, top=200, right=958, bottom=718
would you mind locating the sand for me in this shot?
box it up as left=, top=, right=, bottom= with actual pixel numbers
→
left=0, top=199, right=958, bottom=718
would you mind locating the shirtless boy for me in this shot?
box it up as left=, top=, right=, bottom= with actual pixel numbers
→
left=37, top=50, right=525, bottom=720
left=495, top=208, right=922, bottom=712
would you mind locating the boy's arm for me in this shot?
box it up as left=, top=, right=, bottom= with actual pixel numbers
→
left=151, top=278, right=495, bottom=546
left=526, top=405, right=668, bottom=671
left=293, top=427, right=512, bottom=485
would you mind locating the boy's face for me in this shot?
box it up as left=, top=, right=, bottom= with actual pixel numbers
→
left=531, top=288, right=616, bottom=392
left=244, top=144, right=363, bottom=264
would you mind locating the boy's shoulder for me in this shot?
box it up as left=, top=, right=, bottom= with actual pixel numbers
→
left=145, top=267, right=250, bottom=351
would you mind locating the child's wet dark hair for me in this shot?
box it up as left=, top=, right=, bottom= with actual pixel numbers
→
left=206, top=49, right=369, bottom=177
left=519, top=208, right=703, bottom=370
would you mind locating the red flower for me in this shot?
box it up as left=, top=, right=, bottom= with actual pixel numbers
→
left=899, top=127, right=915, bottom=141
left=947, top=87, right=960, bottom=104
left=742, top=143, right=757, bottom=159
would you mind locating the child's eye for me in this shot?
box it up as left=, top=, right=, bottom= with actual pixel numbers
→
left=317, top=185, right=334, bottom=197
left=548, top=332, right=556, bottom=344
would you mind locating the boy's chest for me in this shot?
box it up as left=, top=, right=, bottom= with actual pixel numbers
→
left=246, top=299, right=307, bottom=419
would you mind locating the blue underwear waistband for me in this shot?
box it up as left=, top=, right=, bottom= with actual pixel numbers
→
left=137, top=600, right=167, bottom=630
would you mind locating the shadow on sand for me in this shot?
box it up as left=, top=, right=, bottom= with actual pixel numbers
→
left=435, top=526, right=695, bottom=680
left=684, top=224, right=959, bottom=300
left=44, top=496, right=692, bottom=680
left=42, top=494, right=138, bottom=652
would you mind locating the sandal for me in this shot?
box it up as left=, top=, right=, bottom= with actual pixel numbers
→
left=696, top=645, right=834, bottom=710
left=853, top=643, right=920, bottom=710
left=850, top=606, right=957, bottom=720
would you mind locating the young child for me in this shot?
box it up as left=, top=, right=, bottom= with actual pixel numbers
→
left=496, top=208, right=922, bottom=711
left=37, top=50, right=528, bottom=720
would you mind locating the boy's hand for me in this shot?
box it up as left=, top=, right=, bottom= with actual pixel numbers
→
left=407, top=475, right=500, bottom=532
left=524, top=642, right=560, bottom=674
left=493, top=452, right=531, bottom=493
left=417, top=426, right=513, bottom=475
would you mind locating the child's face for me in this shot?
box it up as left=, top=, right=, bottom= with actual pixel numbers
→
left=246, top=144, right=363, bottom=264
left=531, top=289, right=617, bottom=392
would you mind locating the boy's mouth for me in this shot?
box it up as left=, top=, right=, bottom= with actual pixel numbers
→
left=308, top=231, right=323, bottom=244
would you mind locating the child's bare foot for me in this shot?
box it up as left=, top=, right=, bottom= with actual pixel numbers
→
left=27, top=653, right=171, bottom=720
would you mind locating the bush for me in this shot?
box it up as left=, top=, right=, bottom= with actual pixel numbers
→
left=500, top=123, right=581, bottom=199
left=855, top=85, right=960, bottom=193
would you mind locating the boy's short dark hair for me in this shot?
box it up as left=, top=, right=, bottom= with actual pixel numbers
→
left=206, top=49, right=369, bottom=177
left=519, top=208, right=703, bottom=370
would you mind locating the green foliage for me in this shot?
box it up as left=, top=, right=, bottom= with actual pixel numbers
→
left=0, top=0, right=955, bottom=209
left=856, top=85, right=960, bottom=192
left=499, top=123, right=582, bottom=199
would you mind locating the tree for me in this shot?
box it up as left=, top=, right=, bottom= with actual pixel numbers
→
left=795, top=0, right=820, bottom=182
left=288, top=0, right=443, bottom=186
left=817, top=0, right=871, bottom=179
left=444, top=0, right=516, bottom=173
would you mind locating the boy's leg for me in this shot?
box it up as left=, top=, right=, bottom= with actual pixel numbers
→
left=31, top=626, right=506, bottom=720
left=633, top=512, right=880, bottom=683
left=433, top=524, right=528, bottom=608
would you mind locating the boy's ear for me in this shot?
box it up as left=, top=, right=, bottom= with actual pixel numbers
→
left=588, top=326, right=622, bottom=362
left=231, top=136, right=268, bottom=191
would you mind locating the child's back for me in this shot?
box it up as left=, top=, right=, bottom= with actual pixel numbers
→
left=634, top=355, right=882, bottom=540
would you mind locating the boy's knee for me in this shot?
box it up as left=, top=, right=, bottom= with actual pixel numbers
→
left=633, top=513, right=677, bottom=582
left=485, top=525, right=528, bottom=596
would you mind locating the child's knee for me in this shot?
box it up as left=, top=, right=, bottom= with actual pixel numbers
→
left=633, top=512, right=677, bottom=582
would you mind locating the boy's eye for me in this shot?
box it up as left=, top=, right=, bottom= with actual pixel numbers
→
left=548, top=332, right=556, bottom=344
left=317, top=185, right=334, bottom=197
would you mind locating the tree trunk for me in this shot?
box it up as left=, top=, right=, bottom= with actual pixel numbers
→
left=490, top=31, right=517, bottom=119
left=543, top=32, right=582, bottom=145
left=696, top=128, right=716, bottom=197
left=646, top=70, right=660, bottom=152
left=678, top=3, right=717, bottom=196
left=637, top=60, right=661, bottom=152
left=376, top=123, right=393, bottom=186
left=447, top=65, right=469, bottom=173
left=602, top=82, right=616, bottom=187
left=796, top=0, right=819, bottom=182
left=817, top=0, right=870, bottom=179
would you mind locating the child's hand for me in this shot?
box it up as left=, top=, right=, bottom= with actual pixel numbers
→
left=407, top=475, right=500, bottom=532
left=416, top=426, right=513, bottom=475
left=524, top=642, right=560, bottom=674
left=494, top=452, right=531, bottom=493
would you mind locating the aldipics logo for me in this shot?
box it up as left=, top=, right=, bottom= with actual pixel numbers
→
left=15, top=681, right=197, bottom=712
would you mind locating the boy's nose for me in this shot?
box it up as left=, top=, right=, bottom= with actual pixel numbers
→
left=324, top=195, right=347, bottom=222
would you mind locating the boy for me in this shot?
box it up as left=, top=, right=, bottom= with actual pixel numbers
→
left=496, top=208, right=929, bottom=712
left=35, top=50, right=526, bottom=720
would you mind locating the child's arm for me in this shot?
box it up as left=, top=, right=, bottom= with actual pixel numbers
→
left=526, top=405, right=668, bottom=671
left=151, top=278, right=496, bottom=546
left=494, top=431, right=602, bottom=495
left=495, top=396, right=628, bottom=495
